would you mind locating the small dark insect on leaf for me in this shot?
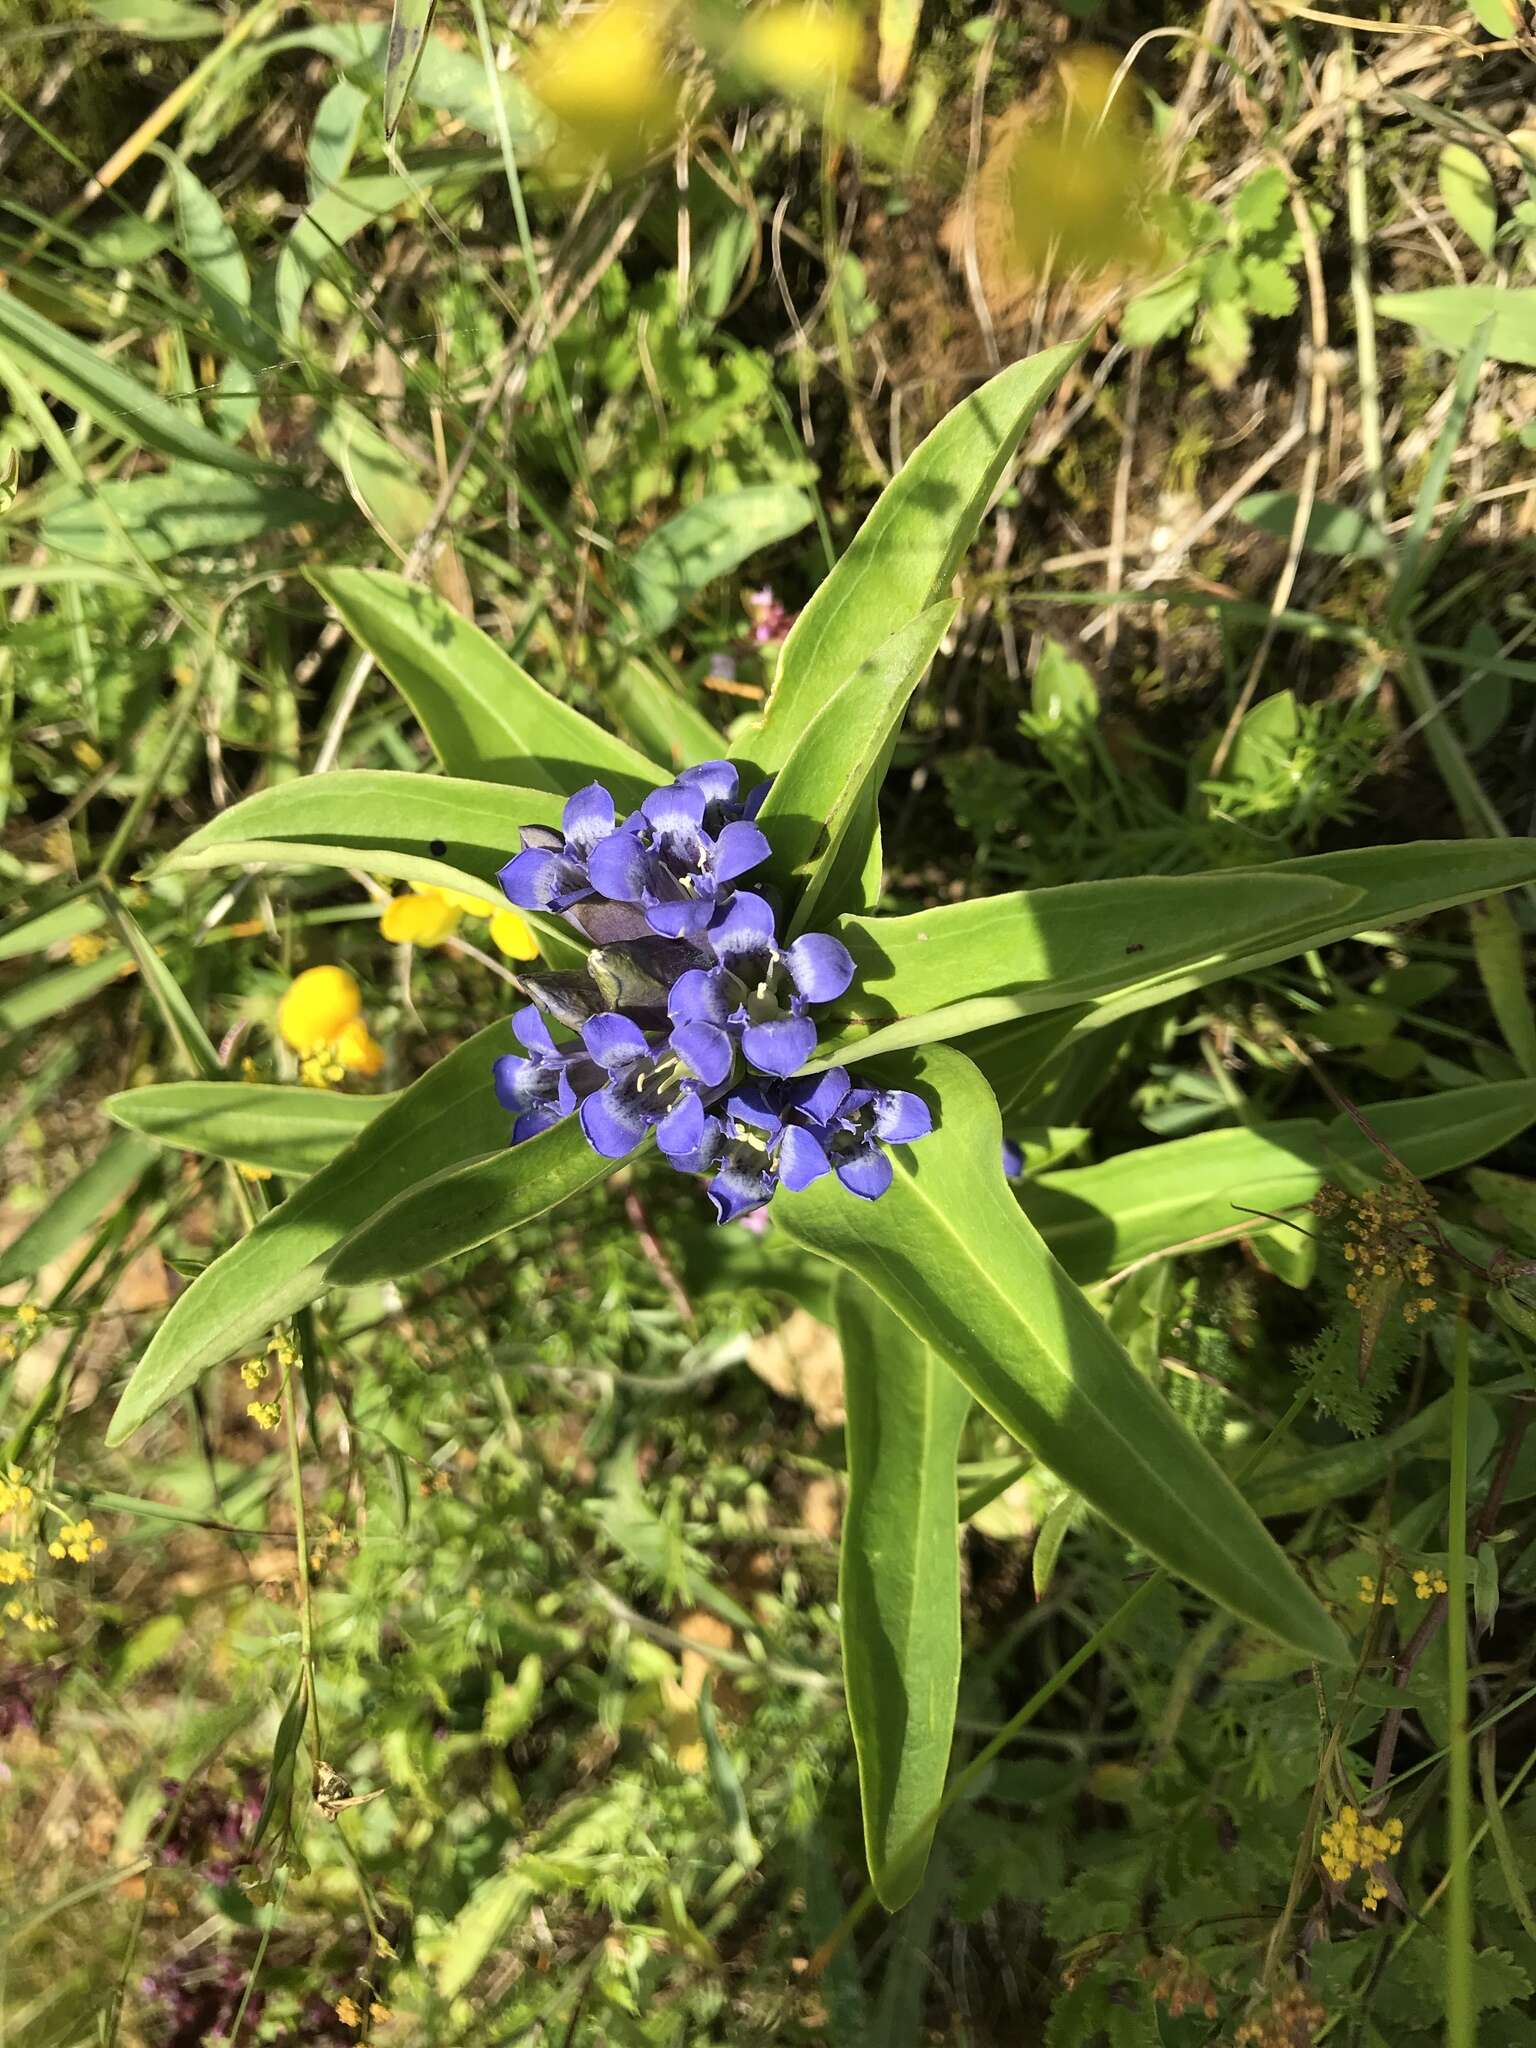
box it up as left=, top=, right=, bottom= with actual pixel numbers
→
left=1125, top=942, right=1145, bottom=955
left=429, top=839, right=447, bottom=857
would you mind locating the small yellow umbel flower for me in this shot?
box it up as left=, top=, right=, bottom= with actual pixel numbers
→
left=1320, top=1805, right=1404, bottom=1911
left=48, top=1518, right=106, bottom=1564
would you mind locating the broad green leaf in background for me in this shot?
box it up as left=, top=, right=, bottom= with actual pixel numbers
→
left=753, top=603, right=954, bottom=931
left=1377, top=285, right=1536, bottom=367
left=0, top=1134, right=160, bottom=1286
left=780, top=1045, right=1348, bottom=1663
left=822, top=839, right=1536, bottom=1064
left=87, top=0, right=221, bottom=38
left=40, top=470, right=339, bottom=565
left=835, top=1273, right=969, bottom=1910
left=307, top=75, right=369, bottom=196
left=384, top=0, right=438, bottom=136
left=164, top=155, right=260, bottom=436
left=817, top=870, right=1352, bottom=1059
left=1470, top=897, right=1536, bottom=1077
left=603, top=658, right=725, bottom=772
left=310, top=568, right=667, bottom=803
left=105, top=1083, right=390, bottom=1178
left=165, top=770, right=565, bottom=898
left=324, top=1119, right=617, bottom=1283
left=1023, top=1080, right=1536, bottom=1285
left=1236, top=490, right=1388, bottom=560
left=1438, top=143, right=1498, bottom=258
left=0, top=289, right=272, bottom=476
left=107, top=1019, right=550, bottom=1442
left=737, top=339, right=1084, bottom=776
left=624, top=485, right=815, bottom=635
left=1467, top=0, right=1518, bottom=28
left=275, top=152, right=495, bottom=342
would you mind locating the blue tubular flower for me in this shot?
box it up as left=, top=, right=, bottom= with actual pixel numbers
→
left=586, top=775, right=771, bottom=940
left=776, top=1066, right=933, bottom=1200
left=576, top=1010, right=735, bottom=1160
left=698, top=892, right=854, bottom=1077
left=498, top=782, right=621, bottom=916
left=673, top=1086, right=785, bottom=1223
left=492, top=1006, right=602, bottom=1144
left=1001, top=1138, right=1024, bottom=1179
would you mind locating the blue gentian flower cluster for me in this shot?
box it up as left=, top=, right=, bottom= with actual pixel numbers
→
left=489, top=762, right=933, bottom=1221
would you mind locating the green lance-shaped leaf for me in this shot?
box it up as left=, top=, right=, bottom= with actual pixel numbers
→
left=106, top=1021, right=593, bottom=1443
left=0, top=289, right=273, bottom=476
left=1021, top=1080, right=1536, bottom=1287
left=835, top=1272, right=969, bottom=1910
left=325, top=1122, right=618, bottom=1283
left=41, top=470, right=338, bottom=564
left=779, top=1045, right=1347, bottom=1663
left=735, top=339, right=1085, bottom=778
left=820, top=837, right=1536, bottom=1064
left=0, top=1135, right=160, bottom=1287
left=623, top=484, right=816, bottom=636
left=309, top=566, right=667, bottom=804
left=753, top=603, right=955, bottom=933
left=384, top=0, right=438, bottom=136
left=604, top=658, right=725, bottom=773
left=165, top=770, right=565, bottom=899
left=105, top=1082, right=390, bottom=1179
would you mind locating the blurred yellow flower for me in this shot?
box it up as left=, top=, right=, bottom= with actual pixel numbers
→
left=489, top=908, right=539, bottom=960
left=278, top=965, right=362, bottom=1052
left=380, top=887, right=539, bottom=963
left=0, top=1550, right=33, bottom=1586
left=380, top=890, right=462, bottom=947
left=334, top=1016, right=386, bottom=1077
left=48, top=1518, right=105, bottom=1564
left=735, top=2, right=863, bottom=99
left=526, top=0, right=680, bottom=169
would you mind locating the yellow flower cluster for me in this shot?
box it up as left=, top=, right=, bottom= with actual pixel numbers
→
left=49, top=1518, right=105, bottom=1564
left=1412, top=1566, right=1449, bottom=1600
left=1357, top=1573, right=1398, bottom=1607
left=1320, top=1805, right=1403, bottom=1910
left=240, top=1329, right=297, bottom=1390
left=333, top=1993, right=392, bottom=2029
left=1, top=1304, right=41, bottom=1364
left=68, top=931, right=108, bottom=966
left=3, top=1599, right=52, bottom=1633
left=0, top=1465, right=34, bottom=1517
left=277, top=967, right=385, bottom=1090
left=1316, top=1176, right=1438, bottom=1324
left=247, top=1400, right=282, bottom=1432
left=380, top=886, right=538, bottom=961
left=0, top=1550, right=33, bottom=1586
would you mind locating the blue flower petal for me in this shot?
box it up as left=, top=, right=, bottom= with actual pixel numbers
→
left=512, top=1103, right=564, bottom=1144
left=707, top=889, right=776, bottom=964
left=580, top=1011, right=651, bottom=1070
left=787, top=1067, right=850, bottom=1127
left=586, top=827, right=652, bottom=903
left=783, top=930, right=855, bottom=1004
left=742, top=1013, right=816, bottom=1077
left=656, top=1091, right=707, bottom=1159
left=492, top=1054, right=541, bottom=1113
left=778, top=1124, right=831, bottom=1192
left=499, top=846, right=567, bottom=911
left=706, top=1161, right=776, bottom=1223
left=561, top=782, right=617, bottom=855
left=646, top=894, right=714, bottom=941
left=579, top=1084, right=650, bottom=1157
left=873, top=1090, right=932, bottom=1144
left=668, top=967, right=732, bottom=1026
left=1001, top=1138, right=1024, bottom=1179
left=726, top=1084, right=782, bottom=1135
left=511, top=1005, right=557, bottom=1054
left=836, top=1145, right=894, bottom=1201
left=677, top=759, right=740, bottom=811
left=640, top=782, right=707, bottom=835
left=671, top=1019, right=733, bottom=1087
left=712, top=819, right=771, bottom=883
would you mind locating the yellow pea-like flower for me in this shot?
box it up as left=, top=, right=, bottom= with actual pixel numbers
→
left=490, top=907, right=540, bottom=961
left=334, top=1017, right=386, bottom=1078
left=278, top=965, right=362, bottom=1052
left=526, top=0, right=680, bottom=169
left=380, top=890, right=463, bottom=947
left=735, top=1, right=864, bottom=99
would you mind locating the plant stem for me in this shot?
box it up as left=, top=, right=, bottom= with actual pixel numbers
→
left=1446, top=1304, right=1474, bottom=2048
